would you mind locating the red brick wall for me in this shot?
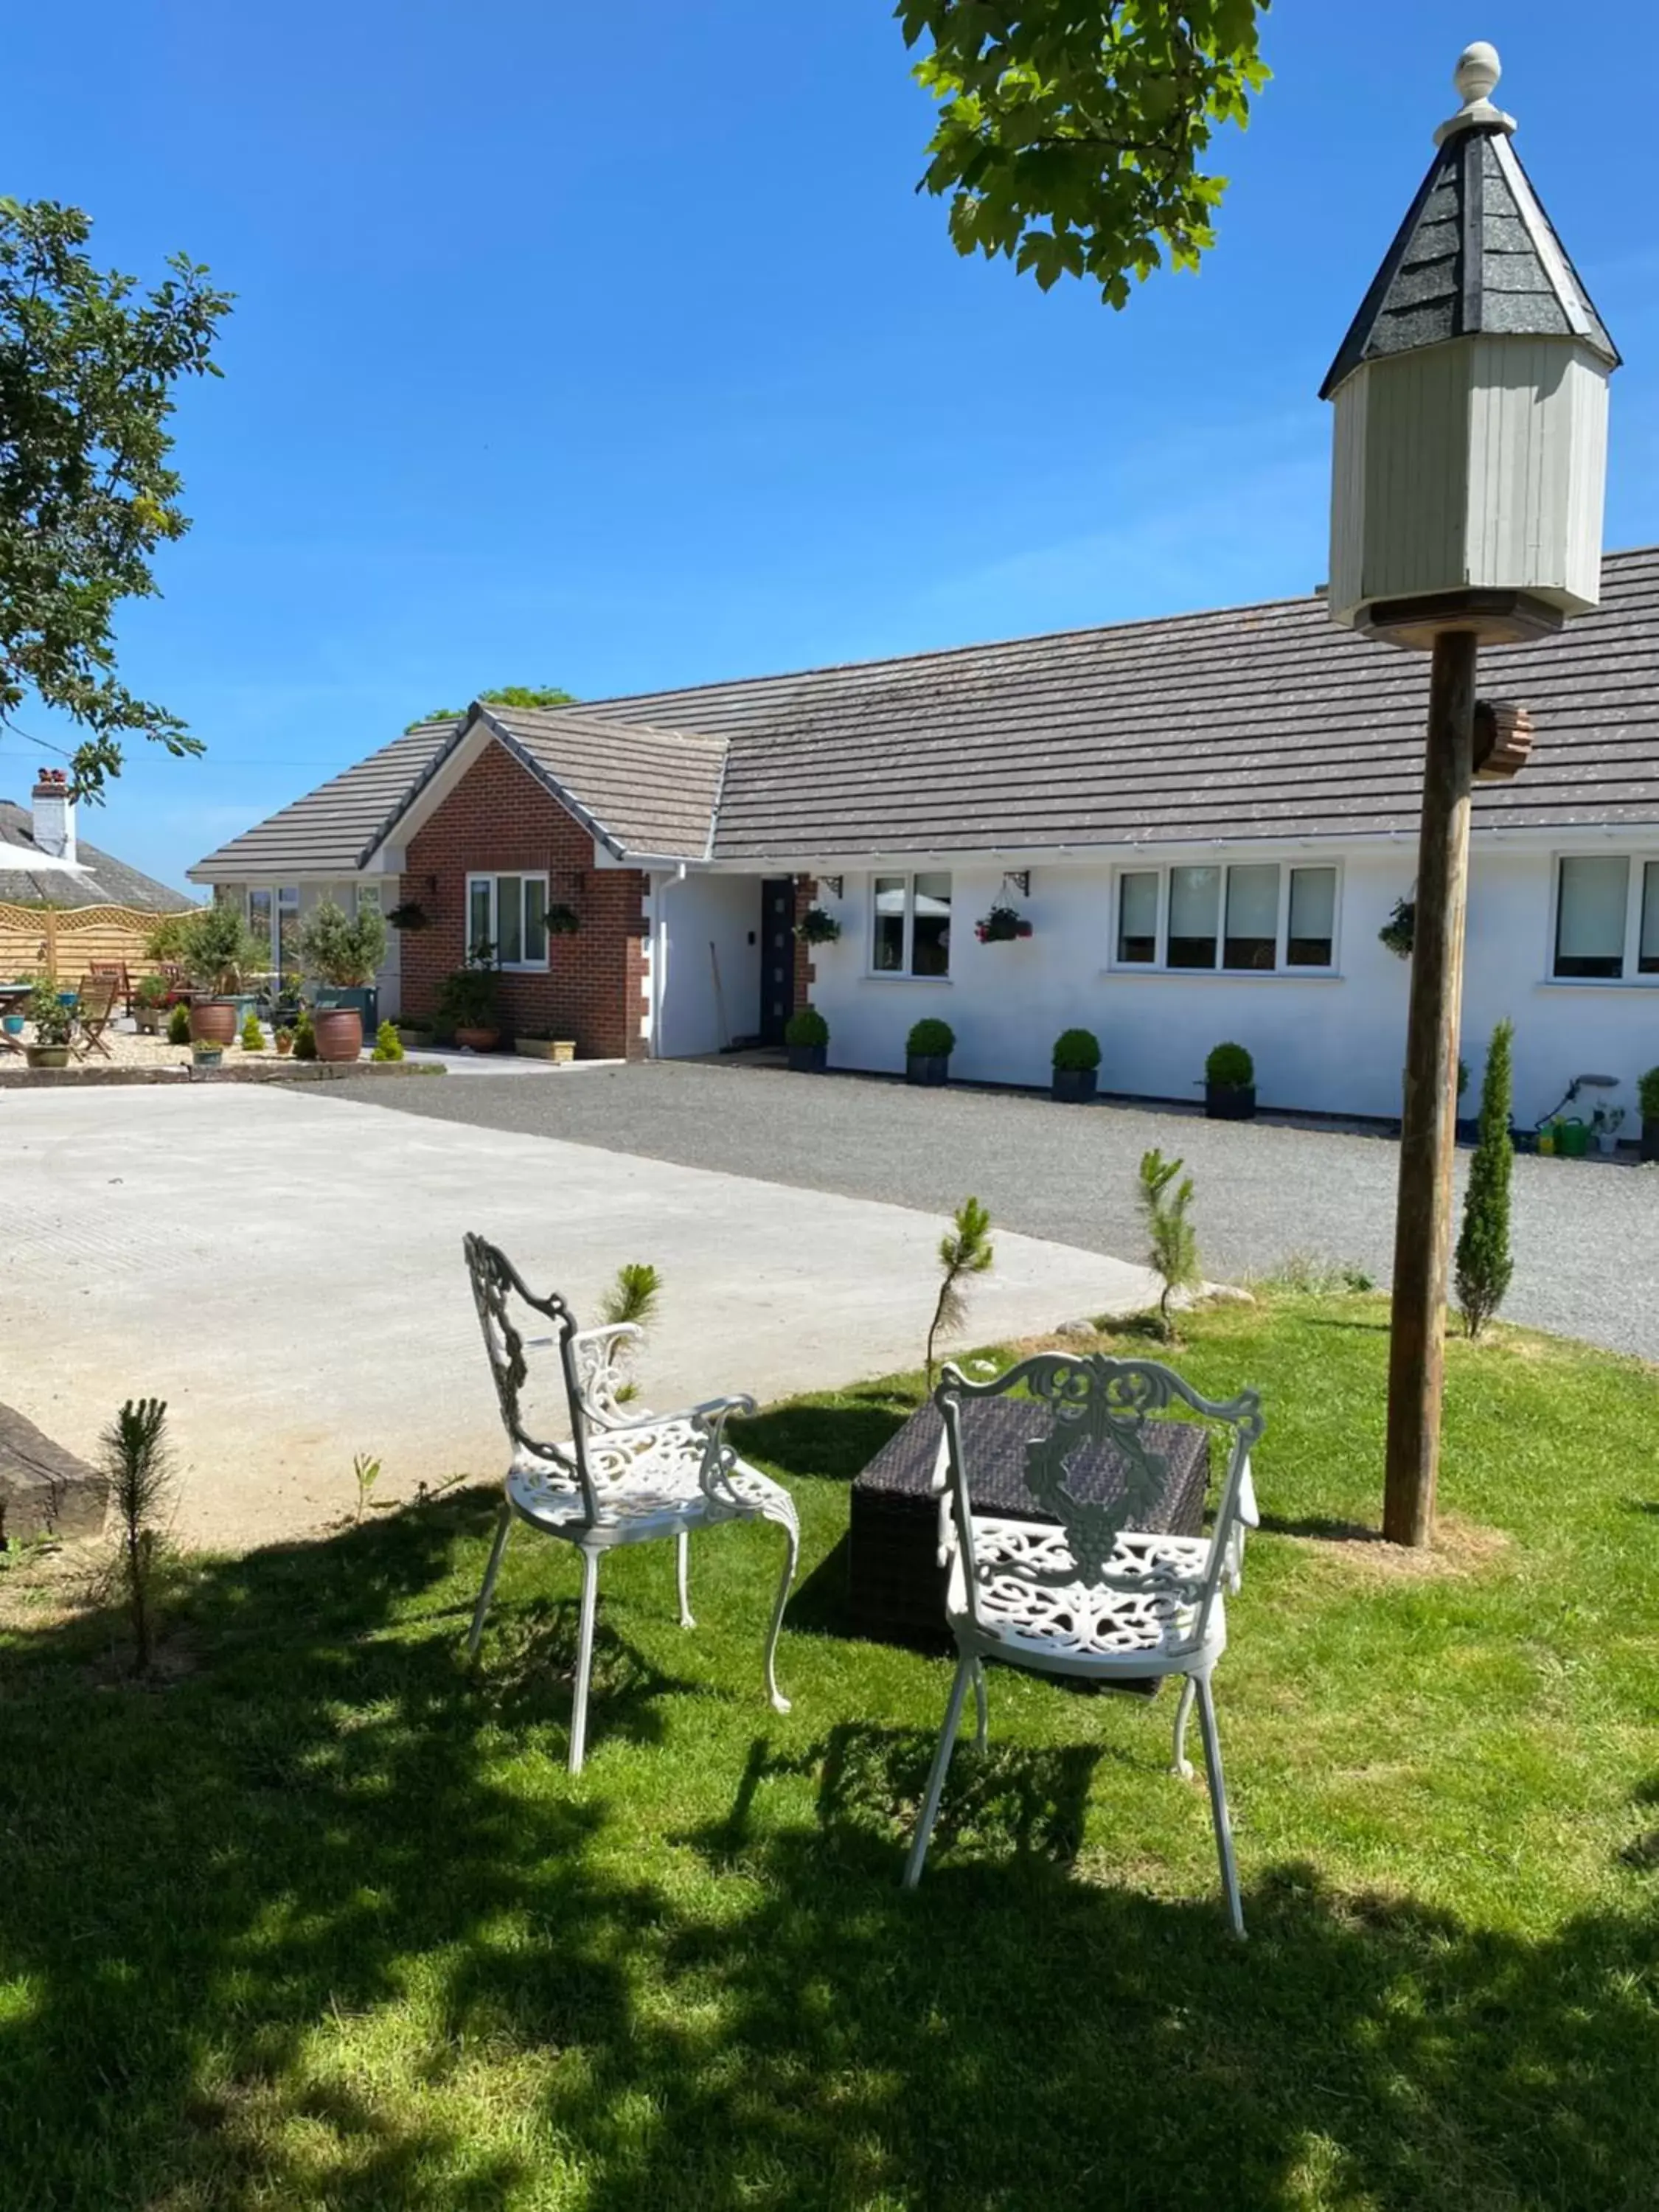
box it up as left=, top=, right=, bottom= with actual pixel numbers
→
left=793, top=874, right=818, bottom=1012
left=400, top=742, right=648, bottom=1060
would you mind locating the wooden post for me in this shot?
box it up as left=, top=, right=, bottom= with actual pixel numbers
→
left=1384, top=627, right=1478, bottom=1545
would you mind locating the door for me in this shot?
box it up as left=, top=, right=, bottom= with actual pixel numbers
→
left=759, top=877, right=795, bottom=1045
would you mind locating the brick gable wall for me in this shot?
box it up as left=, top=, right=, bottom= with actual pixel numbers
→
left=400, top=741, right=648, bottom=1060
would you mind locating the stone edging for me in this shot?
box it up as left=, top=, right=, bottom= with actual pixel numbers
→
left=0, top=1060, right=446, bottom=1090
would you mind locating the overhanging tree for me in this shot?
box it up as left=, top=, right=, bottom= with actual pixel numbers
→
left=898, top=1, right=1270, bottom=304
left=0, top=198, right=232, bottom=799
left=408, top=684, right=576, bottom=731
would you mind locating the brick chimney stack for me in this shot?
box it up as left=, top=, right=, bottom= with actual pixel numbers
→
left=31, top=769, right=75, bottom=864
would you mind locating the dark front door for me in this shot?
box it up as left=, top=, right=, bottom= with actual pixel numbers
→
left=759, top=877, right=794, bottom=1045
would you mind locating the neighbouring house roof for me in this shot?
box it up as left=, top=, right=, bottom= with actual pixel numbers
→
left=0, top=803, right=192, bottom=911
left=190, top=545, right=1659, bottom=878
left=187, top=721, right=459, bottom=881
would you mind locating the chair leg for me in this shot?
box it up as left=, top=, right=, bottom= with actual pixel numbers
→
left=902, top=1655, right=974, bottom=1890
left=568, top=1548, right=602, bottom=1775
left=675, top=1530, right=695, bottom=1629
left=971, top=1658, right=989, bottom=1753
left=467, top=1504, right=514, bottom=1658
left=761, top=1509, right=799, bottom=1714
left=1170, top=1676, right=1196, bottom=1779
left=1193, top=1673, right=1245, bottom=1939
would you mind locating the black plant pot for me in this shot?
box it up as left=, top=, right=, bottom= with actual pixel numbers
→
left=906, top=1053, right=950, bottom=1088
left=1643, top=1116, right=1659, bottom=1164
left=787, top=1043, right=827, bottom=1074
left=1052, top=1067, right=1097, bottom=1105
left=1205, top=1082, right=1256, bottom=1121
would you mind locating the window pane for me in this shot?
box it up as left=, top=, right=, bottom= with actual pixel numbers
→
left=468, top=880, right=493, bottom=961
left=1167, top=866, right=1220, bottom=968
left=1224, top=863, right=1279, bottom=970
left=1640, top=863, right=1659, bottom=975
left=1287, top=866, right=1337, bottom=967
left=1555, top=856, right=1627, bottom=978
left=496, top=875, right=524, bottom=964
left=911, top=872, right=952, bottom=976
left=355, top=882, right=382, bottom=914
left=247, top=888, right=272, bottom=966
left=277, top=887, right=301, bottom=971
left=872, top=876, right=906, bottom=972
left=1118, top=872, right=1158, bottom=963
left=524, top=877, right=548, bottom=964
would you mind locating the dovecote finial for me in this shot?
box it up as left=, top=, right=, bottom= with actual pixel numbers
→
left=1436, top=39, right=1515, bottom=144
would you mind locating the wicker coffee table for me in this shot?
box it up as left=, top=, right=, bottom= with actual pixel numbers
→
left=849, top=1396, right=1210, bottom=1654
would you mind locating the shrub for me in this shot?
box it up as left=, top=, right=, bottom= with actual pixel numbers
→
left=1639, top=1067, right=1659, bottom=1122
left=134, top=973, right=170, bottom=1009
left=437, top=967, right=501, bottom=1030
left=907, top=1017, right=956, bottom=1059
left=352, top=1450, right=381, bottom=1523
left=102, top=1398, right=173, bottom=1677
left=296, top=897, right=387, bottom=987
left=144, top=912, right=193, bottom=965
left=785, top=1006, right=829, bottom=1047
left=166, top=1001, right=192, bottom=1046
left=1456, top=1020, right=1515, bottom=1340
left=292, top=1009, right=318, bottom=1060
left=177, top=902, right=266, bottom=993
left=1052, top=1027, right=1102, bottom=1073
left=927, top=1197, right=994, bottom=1386
left=1205, top=1040, right=1253, bottom=1089
left=1138, top=1149, right=1199, bottom=1342
left=27, top=984, right=74, bottom=1046
left=240, top=1010, right=263, bottom=1052
left=371, top=1019, right=404, bottom=1062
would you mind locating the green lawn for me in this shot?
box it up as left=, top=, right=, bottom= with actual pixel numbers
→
left=2, top=1295, right=1657, bottom=2211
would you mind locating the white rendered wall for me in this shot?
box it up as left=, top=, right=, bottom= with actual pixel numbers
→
left=797, top=845, right=1659, bottom=1126
left=656, top=872, right=762, bottom=1058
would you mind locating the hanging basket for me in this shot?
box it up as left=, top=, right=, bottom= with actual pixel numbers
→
left=387, top=902, right=430, bottom=932
left=546, top=903, right=581, bottom=937
left=974, top=904, right=1032, bottom=945
left=794, top=905, right=841, bottom=945
left=1379, top=897, right=1415, bottom=961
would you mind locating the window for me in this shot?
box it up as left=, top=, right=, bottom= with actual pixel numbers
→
left=1112, top=863, right=1338, bottom=973
left=355, top=882, right=382, bottom=916
left=871, top=872, right=952, bottom=976
left=244, top=886, right=301, bottom=972
left=465, top=872, right=550, bottom=969
left=1552, top=855, right=1659, bottom=981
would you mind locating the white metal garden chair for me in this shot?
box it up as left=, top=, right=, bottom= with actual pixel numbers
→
left=462, top=1234, right=799, bottom=1772
left=904, top=1351, right=1263, bottom=1936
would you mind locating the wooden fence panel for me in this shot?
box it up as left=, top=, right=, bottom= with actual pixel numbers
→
left=0, top=902, right=192, bottom=987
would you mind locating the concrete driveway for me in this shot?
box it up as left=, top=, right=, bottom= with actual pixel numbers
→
left=2, top=1088, right=1152, bottom=1548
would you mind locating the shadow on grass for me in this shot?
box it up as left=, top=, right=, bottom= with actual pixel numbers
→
left=2, top=1498, right=1657, bottom=2210
left=732, top=1398, right=909, bottom=1484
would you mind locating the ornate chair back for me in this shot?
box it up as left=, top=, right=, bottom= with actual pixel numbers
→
left=463, top=1233, right=599, bottom=1523
left=935, top=1352, right=1264, bottom=1658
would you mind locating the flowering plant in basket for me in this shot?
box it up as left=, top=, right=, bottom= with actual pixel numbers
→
left=974, top=902, right=1032, bottom=944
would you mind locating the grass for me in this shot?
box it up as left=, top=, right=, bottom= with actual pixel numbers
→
left=1, top=1295, right=1657, bottom=2209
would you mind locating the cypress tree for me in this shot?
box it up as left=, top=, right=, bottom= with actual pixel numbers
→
left=1455, top=1020, right=1514, bottom=1339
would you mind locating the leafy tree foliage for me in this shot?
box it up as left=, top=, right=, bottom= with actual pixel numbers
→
left=0, top=199, right=232, bottom=798
left=898, top=1, right=1270, bottom=305
left=408, top=684, right=575, bottom=732
left=1455, top=1021, right=1514, bottom=1340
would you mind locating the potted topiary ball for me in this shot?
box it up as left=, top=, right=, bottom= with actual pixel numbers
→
left=905, top=1016, right=955, bottom=1088
left=1639, top=1066, right=1659, bottom=1164
left=1051, top=1027, right=1102, bottom=1105
left=784, top=1005, right=830, bottom=1074
left=1204, top=1040, right=1256, bottom=1121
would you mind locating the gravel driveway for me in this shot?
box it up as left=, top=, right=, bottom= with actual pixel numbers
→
left=318, top=1062, right=1659, bottom=1360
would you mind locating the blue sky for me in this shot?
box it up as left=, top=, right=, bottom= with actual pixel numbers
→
left=7, top=1, right=1655, bottom=890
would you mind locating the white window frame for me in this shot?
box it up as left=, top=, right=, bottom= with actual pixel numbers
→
left=243, top=886, right=300, bottom=973
left=1548, top=852, right=1659, bottom=985
left=465, top=871, right=550, bottom=972
left=868, top=871, right=953, bottom=979
left=1108, top=861, right=1342, bottom=976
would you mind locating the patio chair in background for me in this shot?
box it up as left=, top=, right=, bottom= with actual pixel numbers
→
left=904, top=1351, right=1263, bottom=1936
left=462, top=1233, right=800, bottom=1773
left=70, top=971, right=122, bottom=1060
left=87, top=959, right=133, bottom=1015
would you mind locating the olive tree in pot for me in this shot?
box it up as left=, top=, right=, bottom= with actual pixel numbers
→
left=784, top=1005, right=830, bottom=1073
left=1203, top=1040, right=1256, bottom=1121
left=178, top=903, right=268, bottom=1044
left=438, top=965, right=503, bottom=1051
left=1640, top=1066, right=1659, bottom=1164
left=296, top=898, right=389, bottom=1061
left=25, top=982, right=74, bottom=1067
left=905, top=1016, right=955, bottom=1088
left=1051, top=1027, right=1101, bottom=1104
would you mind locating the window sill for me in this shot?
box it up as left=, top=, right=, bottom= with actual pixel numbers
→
left=862, top=973, right=953, bottom=985
left=495, top=964, right=550, bottom=975
left=1534, top=975, right=1659, bottom=990
left=1100, top=967, right=1343, bottom=984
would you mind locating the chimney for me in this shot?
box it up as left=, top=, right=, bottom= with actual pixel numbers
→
left=32, top=769, right=75, bottom=865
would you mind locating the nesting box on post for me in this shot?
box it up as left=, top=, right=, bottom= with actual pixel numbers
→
left=1321, top=43, right=1617, bottom=1546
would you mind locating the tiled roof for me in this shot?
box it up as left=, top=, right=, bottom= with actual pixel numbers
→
left=188, top=722, right=459, bottom=880
left=476, top=704, right=726, bottom=860
left=557, top=544, right=1659, bottom=860
left=1321, top=123, right=1616, bottom=399
left=0, top=804, right=192, bottom=911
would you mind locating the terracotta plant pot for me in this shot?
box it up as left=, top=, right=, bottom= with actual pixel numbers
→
left=312, top=1006, right=364, bottom=1062
left=454, top=1026, right=501, bottom=1053
left=276, top=1034, right=293, bottom=1057
left=189, top=998, right=238, bottom=1046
